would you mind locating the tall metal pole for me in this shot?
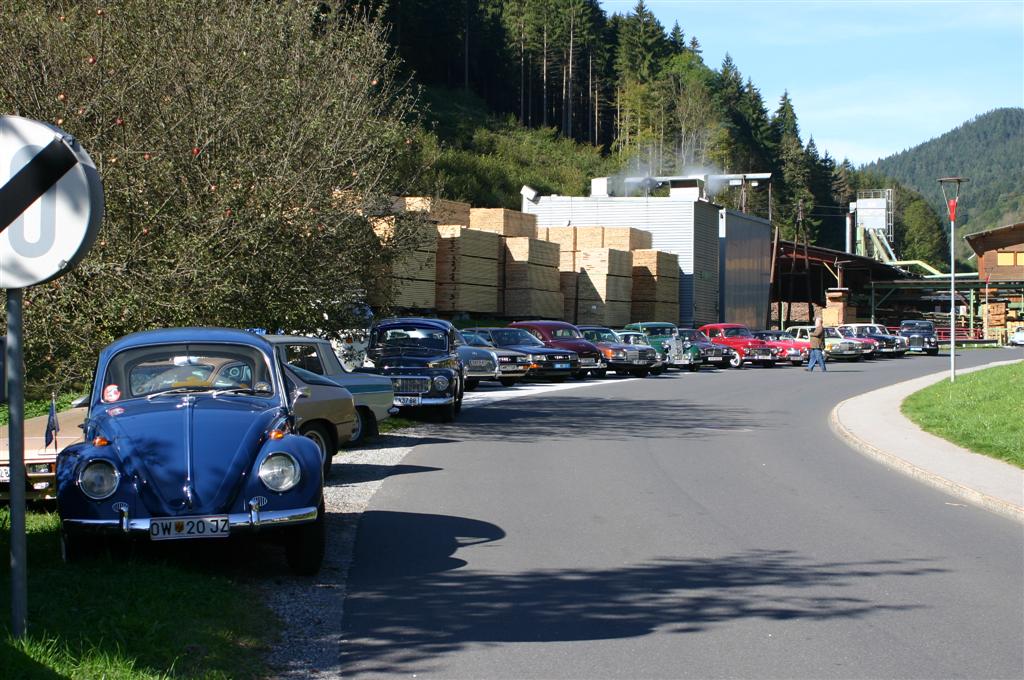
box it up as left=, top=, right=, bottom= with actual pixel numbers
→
left=939, top=177, right=968, bottom=384
left=7, top=288, right=27, bottom=637
left=949, top=214, right=956, bottom=382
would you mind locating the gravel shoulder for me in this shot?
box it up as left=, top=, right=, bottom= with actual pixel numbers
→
left=263, top=431, right=425, bottom=678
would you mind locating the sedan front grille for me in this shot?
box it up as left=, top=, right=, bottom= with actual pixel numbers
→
left=391, top=377, right=430, bottom=394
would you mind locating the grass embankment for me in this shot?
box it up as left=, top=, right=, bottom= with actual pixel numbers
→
left=0, top=394, right=86, bottom=427
left=1, top=508, right=275, bottom=679
left=902, top=362, right=1024, bottom=468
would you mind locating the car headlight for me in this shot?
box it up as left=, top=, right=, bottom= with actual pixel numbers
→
left=78, top=460, right=120, bottom=500
left=432, top=375, right=450, bottom=392
left=259, top=452, right=301, bottom=492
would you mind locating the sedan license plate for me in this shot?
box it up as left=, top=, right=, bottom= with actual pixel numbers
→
left=709, top=356, right=725, bottom=362
left=395, top=395, right=421, bottom=407
left=500, top=365, right=518, bottom=371
left=150, top=516, right=229, bottom=541
left=554, top=363, right=571, bottom=369
left=579, top=358, right=596, bottom=366
left=0, top=466, right=9, bottom=483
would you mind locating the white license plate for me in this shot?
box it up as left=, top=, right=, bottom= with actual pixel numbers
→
left=0, top=466, right=9, bottom=483
left=395, top=395, right=421, bottom=406
left=709, top=356, right=725, bottom=362
left=554, top=363, right=570, bottom=369
left=500, top=365, right=518, bottom=371
left=632, top=360, right=647, bottom=364
left=149, top=515, right=229, bottom=541
left=580, top=358, right=596, bottom=365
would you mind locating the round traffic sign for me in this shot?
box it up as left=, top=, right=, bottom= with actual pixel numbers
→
left=0, top=115, right=103, bottom=289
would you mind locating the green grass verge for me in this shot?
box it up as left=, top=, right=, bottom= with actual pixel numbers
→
left=901, top=362, right=1024, bottom=468
left=378, top=416, right=417, bottom=434
left=1, top=508, right=275, bottom=678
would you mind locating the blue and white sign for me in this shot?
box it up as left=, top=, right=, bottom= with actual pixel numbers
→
left=0, top=115, right=103, bottom=289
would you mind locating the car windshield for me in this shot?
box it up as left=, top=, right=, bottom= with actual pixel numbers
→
left=549, top=327, right=582, bottom=339
left=901, top=321, right=934, bottom=331
left=777, top=332, right=796, bottom=341
left=104, top=343, right=274, bottom=401
left=677, top=330, right=707, bottom=342
left=723, top=327, right=753, bottom=338
left=867, top=325, right=887, bottom=334
left=463, top=332, right=492, bottom=347
left=373, top=325, right=448, bottom=352
left=642, top=324, right=675, bottom=334
left=825, top=328, right=842, bottom=338
left=491, top=328, right=544, bottom=346
left=583, top=328, right=618, bottom=343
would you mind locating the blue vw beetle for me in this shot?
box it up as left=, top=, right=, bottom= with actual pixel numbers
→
left=56, top=328, right=326, bottom=575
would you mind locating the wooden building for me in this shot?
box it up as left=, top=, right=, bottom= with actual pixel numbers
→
left=965, top=222, right=1024, bottom=282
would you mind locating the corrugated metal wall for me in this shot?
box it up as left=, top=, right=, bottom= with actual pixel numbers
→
left=718, top=209, right=771, bottom=328
left=521, top=196, right=722, bottom=327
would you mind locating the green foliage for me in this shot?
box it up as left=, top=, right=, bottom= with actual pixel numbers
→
left=417, top=87, right=620, bottom=208
left=902, top=362, right=1024, bottom=468
left=0, top=508, right=273, bottom=678
left=864, top=108, right=1024, bottom=253
left=0, top=0, right=428, bottom=392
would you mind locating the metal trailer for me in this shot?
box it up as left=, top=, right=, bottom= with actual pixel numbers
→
left=719, top=209, right=772, bottom=329
left=520, top=194, right=721, bottom=328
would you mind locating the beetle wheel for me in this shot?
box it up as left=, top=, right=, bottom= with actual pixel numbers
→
left=285, top=500, right=326, bottom=576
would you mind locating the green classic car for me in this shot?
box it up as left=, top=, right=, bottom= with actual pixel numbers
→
left=621, top=322, right=701, bottom=369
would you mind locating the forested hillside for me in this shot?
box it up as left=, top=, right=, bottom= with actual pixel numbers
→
left=864, top=108, right=1024, bottom=251
left=377, top=0, right=957, bottom=266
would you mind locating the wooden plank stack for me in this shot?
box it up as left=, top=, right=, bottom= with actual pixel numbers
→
left=503, top=237, right=562, bottom=318
left=630, top=249, right=679, bottom=323
left=392, top=196, right=471, bottom=226
left=372, top=216, right=438, bottom=309
left=469, top=208, right=538, bottom=238
left=566, top=248, right=633, bottom=327
left=986, top=301, right=1007, bottom=329
left=435, top=226, right=502, bottom=313
left=602, top=227, right=653, bottom=251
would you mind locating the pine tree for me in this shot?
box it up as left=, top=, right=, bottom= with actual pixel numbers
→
left=668, top=21, right=685, bottom=54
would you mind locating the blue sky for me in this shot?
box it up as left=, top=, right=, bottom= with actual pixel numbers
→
left=600, top=0, right=1024, bottom=165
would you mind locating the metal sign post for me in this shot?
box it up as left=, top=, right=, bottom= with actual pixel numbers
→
left=1, top=115, right=103, bottom=636
left=938, top=177, right=968, bottom=384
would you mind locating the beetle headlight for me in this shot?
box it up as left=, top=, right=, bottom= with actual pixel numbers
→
left=78, top=460, right=120, bottom=500
left=259, top=452, right=301, bottom=492
left=432, top=375, right=450, bottom=392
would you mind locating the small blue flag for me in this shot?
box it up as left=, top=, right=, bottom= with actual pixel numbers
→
left=44, top=393, right=60, bottom=450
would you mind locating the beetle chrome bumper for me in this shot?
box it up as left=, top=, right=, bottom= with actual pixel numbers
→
left=62, top=505, right=319, bottom=535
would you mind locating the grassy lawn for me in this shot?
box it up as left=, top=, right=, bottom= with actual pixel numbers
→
left=902, top=362, right=1024, bottom=468
left=1, top=508, right=276, bottom=679
left=378, top=415, right=417, bottom=434
left=0, top=394, right=87, bottom=427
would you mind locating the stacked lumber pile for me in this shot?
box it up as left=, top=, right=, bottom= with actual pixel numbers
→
left=503, top=237, right=562, bottom=318
left=371, top=216, right=438, bottom=309
left=568, top=248, right=633, bottom=327
left=469, top=208, right=537, bottom=238
left=435, top=226, right=502, bottom=313
left=630, top=249, right=680, bottom=323
left=392, top=196, right=471, bottom=226
left=602, top=227, right=653, bottom=251
left=985, top=301, right=1007, bottom=329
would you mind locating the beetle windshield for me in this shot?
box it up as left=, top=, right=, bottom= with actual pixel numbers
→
left=491, top=329, right=544, bottom=347
left=104, top=343, right=275, bottom=402
left=582, top=328, right=618, bottom=343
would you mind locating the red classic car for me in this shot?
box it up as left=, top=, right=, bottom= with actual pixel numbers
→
left=752, top=330, right=810, bottom=366
left=697, top=323, right=778, bottom=368
left=507, top=320, right=607, bottom=378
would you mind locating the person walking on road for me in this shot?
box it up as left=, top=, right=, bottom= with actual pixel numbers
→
left=807, top=317, right=827, bottom=372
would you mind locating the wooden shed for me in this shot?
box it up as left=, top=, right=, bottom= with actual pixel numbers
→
left=965, top=222, right=1024, bottom=283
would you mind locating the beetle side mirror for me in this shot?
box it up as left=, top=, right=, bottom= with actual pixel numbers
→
left=71, top=395, right=89, bottom=409
left=292, top=387, right=311, bottom=403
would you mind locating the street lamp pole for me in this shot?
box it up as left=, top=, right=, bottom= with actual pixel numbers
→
left=938, top=177, right=968, bottom=383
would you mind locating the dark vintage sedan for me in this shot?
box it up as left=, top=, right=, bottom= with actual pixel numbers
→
left=465, top=327, right=579, bottom=382
left=578, top=325, right=657, bottom=377
left=56, top=328, right=327, bottom=574
left=363, top=318, right=465, bottom=422
left=507, top=320, right=606, bottom=378
left=454, top=331, right=500, bottom=391
left=898, top=320, right=940, bottom=355
left=613, top=330, right=667, bottom=375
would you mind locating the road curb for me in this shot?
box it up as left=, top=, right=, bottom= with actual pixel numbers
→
left=829, top=359, right=1024, bottom=525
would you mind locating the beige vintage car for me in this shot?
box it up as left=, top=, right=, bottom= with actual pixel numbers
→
left=0, top=407, right=86, bottom=502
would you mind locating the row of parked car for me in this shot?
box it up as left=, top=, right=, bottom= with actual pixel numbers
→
left=40, top=317, right=941, bottom=575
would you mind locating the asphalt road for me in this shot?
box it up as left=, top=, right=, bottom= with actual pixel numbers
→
left=341, top=350, right=1024, bottom=679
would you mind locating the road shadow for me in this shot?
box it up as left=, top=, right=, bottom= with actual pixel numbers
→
left=331, top=463, right=441, bottom=486
left=341, top=511, right=944, bottom=677
left=452, top=394, right=768, bottom=443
